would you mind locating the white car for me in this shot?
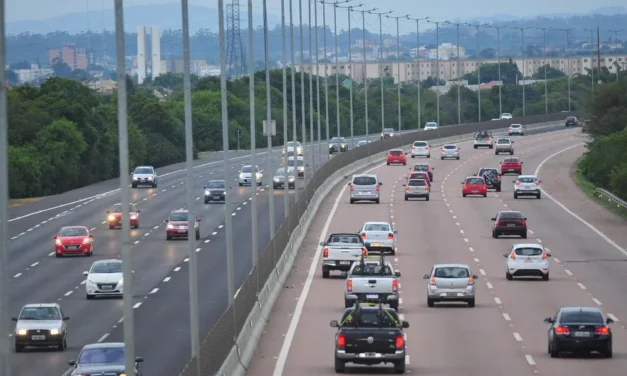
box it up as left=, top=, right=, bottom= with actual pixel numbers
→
left=410, top=141, right=431, bottom=158
left=359, top=221, right=397, bottom=255
left=424, top=122, right=438, bottom=131
left=238, top=165, right=263, bottom=186
left=131, top=166, right=158, bottom=188
left=500, top=113, right=513, bottom=120
left=513, top=175, right=542, bottom=199
left=440, top=144, right=460, bottom=160
left=13, top=303, right=69, bottom=352
left=356, top=140, right=370, bottom=147
left=288, top=156, right=305, bottom=178
left=509, top=124, right=525, bottom=135
left=84, top=259, right=127, bottom=299
left=284, top=141, right=303, bottom=156
left=504, top=243, right=551, bottom=281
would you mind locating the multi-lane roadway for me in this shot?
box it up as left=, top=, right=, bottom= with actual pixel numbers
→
left=248, top=128, right=627, bottom=375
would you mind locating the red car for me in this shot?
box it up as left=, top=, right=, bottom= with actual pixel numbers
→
left=500, top=157, right=523, bottom=175
left=165, top=209, right=201, bottom=240
left=462, top=176, right=488, bottom=197
left=106, top=203, right=140, bottom=229
left=408, top=171, right=431, bottom=187
left=54, top=226, right=93, bottom=257
left=386, top=149, right=406, bottom=165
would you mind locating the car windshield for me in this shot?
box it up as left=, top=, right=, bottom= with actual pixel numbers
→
left=410, top=173, right=428, bottom=180
left=502, top=113, right=511, bottom=116
left=352, top=176, right=377, bottom=185
left=358, top=141, right=367, bottom=146
left=443, top=145, right=457, bottom=150
left=560, top=311, right=604, bottom=324
left=389, top=150, right=403, bottom=155
left=413, top=165, right=428, bottom=171
left=425, top=122, right=437, bottom=127
left=169, top=212, right=189, bottom=221
left=241, top=166, right=253, bottom=173
left=434, top=267, right=470, bottom=278
left=286, top=141, right=299, bottom=146
left=504, top=158, right=519, bottom=163
left=134, top=167, right=152, bottom=174
left=384, top=128, right=394, bottom=133
left=364, top=223, right=391, bottom=232
left=287, top=159, right=304, bottom=166
left=331, top=138, right=346, bottom=143
left=466, top=178, right=484, bottom=185
left=498, top=211, right=523, bottom=219
left=19, top=307, right=61, bottom=320
left=517, top=177, right=537, bottom=183
left=206, top=181, right=225, bottom=189
left=567, top=116, right=576, bottom=121
left=352, top=264, right=392, bottom=275
left=329, top=234, right=361, bottom=244
left=497, top=139, right=511, bottom=144
left=408, top=179, right=427, bottom=186
left=340, top=309, right=400, bottom=328
left=110, top=204, right=136, bottom=213
left=59, top=227, right=88, bottom=237
left=414, top=141, right=428, bottom=147
left=510, top=124, right=521, bottom=128
left=78, top=347, right=125, bottom=364
left=91, top=262, right=123, bottom=274
left=514, top=247, right=543, bottom=256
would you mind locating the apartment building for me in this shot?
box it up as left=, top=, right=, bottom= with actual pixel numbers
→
left=48, top=44, right=92, bottom=70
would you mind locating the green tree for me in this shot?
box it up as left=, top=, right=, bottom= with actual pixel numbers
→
left=532, top=64, right=566, bottom=79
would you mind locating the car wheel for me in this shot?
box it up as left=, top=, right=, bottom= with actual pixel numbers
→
left=456, top=157, right=460, bottom=160
left=389, top=301, right=399, bottom=311
left=489, top=145, right=493, bottom=149
left=166, top=235, right=172, bottom=241
left=521, top=232, right=527, bottom=239
left=441, top=157, right=444, bottom=160
left=152, top=183, right=157, bottom=188
left=542, top=272, right=549, bottom=281
left=131, top=183, right=137, bottom=188
left=462, top=193, right=467, bottom=197
left=238, top=183, right=243, bottom=186
left=468, top=298, right=475, bottom=308
left=483, top=193, right=487, bottom=197
left=334, top=357, right=346, bottom=373
left=603, top=343, right=613, bottom=358
left=425, top=195, right=430, bottom=201
left=134, top=224, right=139, bottom=229
left=496, top=186, right=501, bottom=192
left=344, top=300, right=352, bottom=308
left=322, top=268, right=330, bottom=279
left=506, top=272, right=513, bottom=280
left=14, top=342, right=22, bottom=353
left=474, top=145, right=478, bottom=149
left=494, top=151, right=498, bottom=155
left=427, top=154, right=431, bottom=158
left=427, top=298, right=435, bottom=307
left=492, top=231, right=498, bottom=238
left=537, top=193, right=541, bottom=199
left=404, top=196, right=408, bottom=201
left=514, top=193, right=518, bottom=199
left=86, top=294, right=94, bottom=300
left=109, top=225, right=115, bottom=229
left=349, top=199, right=354, bottom=204
left=55, top=253, right=62, bottom=258
left=196, top=232, right=200, bottom=241
left=393, top=358, right=406, bottom=374
left=375, top=199, right=380, bottom=204
left=510, top=151, right=514, bottom=155
left=411, top=155, right=414, bottom=158
left=205, top=198, right=209, bottom=204
left=57, top=339, right=65, bottom=351
left=549, top=342, right=560, bottom=358
left=387, top=162, right=390, bottom=165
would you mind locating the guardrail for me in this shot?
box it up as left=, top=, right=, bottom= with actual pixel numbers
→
left=594, top=187, right=627, bottom=209
left=176, top=111, right=579, bottom=376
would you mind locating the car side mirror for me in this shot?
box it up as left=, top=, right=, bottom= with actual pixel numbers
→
left=68, top=360, right=76, bottom=366
left=432, top=167, right=435, bottom=169
left=330, top=320, right=339, bottom=327
left=306, top=164, right=309, bottom=167
left=319, top=242, right=326, bottom=246
left=401, top=321, right=410, bottom=328
left=538, top=180, right=542, bottom=183
left=491, top=218, right=496, bottom=221
left=394, top=230, right=398, bottom=234
left=521, top=161, right=524, bottom=164
left=503, top=253, right=509, bottom=258
left=164, top=219, right=169, bottom=222
left=83, top=271, right=88, bottom=276
left=512, top=141, right=515, bottom=143
left=546, top=253, right=552, bottom=257
left=197, top=218, right=202, bottom=222
left=136, top=210, right=141, bottom=213
left=379, top=182, right=383, bottom=185
left=11, top=317, right=17, bottom=321
left=347, top=182, right=351, bottom=186
left=106, top=211, right=110, bottom=214
left=607, top=317, right=614, bottom=324
left=395, top=271, right=401, bottom=277
left=512, top=180, right=516, bottom=183
left=63, top=316, right=70, bottom=321
left=523, top=217, right=527, bottom=220
left=53, top=235, right=57, bottom=239
left=472, top=275, right=479, bottom=280
left=543, top=317, right=553, bottom=324
left=422, top=274, right=430, bottom=279
left=89, top=235, right=93, bottom=238
left=499, top=161, right=502, bottom=164
left=135, top=357, right=144, bottom=363
left=402, top=184, right=406, bottom=186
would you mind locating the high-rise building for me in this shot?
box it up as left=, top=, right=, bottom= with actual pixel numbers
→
left=137, top=26, right=147, bottom=84
left=48, top=44, right=89, bottom=70
left=151, top=26, right=161, bottom=79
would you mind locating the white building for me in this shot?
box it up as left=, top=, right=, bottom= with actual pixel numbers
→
left=136, top=26, right=147, bottom=84
left=15, top=65, right=53, bottom=83
left=151, top=26, right=161, bottom=79
left=197, top=65, right=221, bottom=77
left=427, top=43, right=466, bottom=61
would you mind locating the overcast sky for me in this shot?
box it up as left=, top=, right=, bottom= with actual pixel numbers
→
left=6, top=0, right=627, bottom=23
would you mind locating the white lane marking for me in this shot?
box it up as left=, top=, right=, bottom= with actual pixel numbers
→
left=513, top=332, right=523, bottom=341
left=174, top=267, right=181, bottom=272
left=64, top=291, right=73, bottom=296
left=564, top=269, right=573, bottom=276
left=218, top=225, right=224, bottom=229
left=503, top=313, right=511, bottom=321
left=144, top=232, right=150, bottom=237
left=577, top=283, right=587, bottom=290
left=473, top=258, right=480, bottom=263
left=405, top=355, right=410, bottom=365
left=153, top=225, right=159, bottom=230
left=536, top=238, right=542, bottom=243
left=98, top=333, right=110, bottom=342
left=164, top=277, right=171, bottom=282
left=468, top=247, right=474, bottom=252
left=460, top=229, right=464, bottom=234
left=479, top=269, right=486, bottom=276
left=13, top=273, right=21, bottom=278
left=134, top=240, right=140, bottom=245
left=607, top=313, right=619, bottom=322
left=196, top=247, right=201, bottom=253
left=535, top=143, right=627, bottom=258
left=399, top=298, right=403, bottom=305
left=184, top=258, right=189, bottom=262
left=486, top=282, right=493, bottom=289
left=553, top=257, right=560, bottom=263
left=463, top=238, right=469, bottom=243
left=592, top=298, right=602, bottom=305
left=31, top=262, right=39, bottom=267
left=212, top=231, right=218, bottom=235
left=273, top=161, right=386, bottom=375
left=494, top=297, right=502, bottom=304
left=525, top=355, right=536, bottom=366
left=149, top=288, right=159, bottom=294
left=80, top=280, right=86, bottom=285
left=528, top=230, right=534, bottom=235
left=204, top=239, right=210, bottom=243
left=133, top=302, right=142, bottom=309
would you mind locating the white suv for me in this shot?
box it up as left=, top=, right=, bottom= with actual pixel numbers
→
left=504, top=243, right=551, bottom=281
left=131, top=166, right=158, bottom=188
left=513, top=175, right=542, bottom=199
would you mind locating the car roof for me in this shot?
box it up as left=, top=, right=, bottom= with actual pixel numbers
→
left=135, top=165, right=153, bottom=169
left=512, top=243, right=544, bottom=249
left=389, top=149, right=404, bottom=152
left=517, top=175, right=537, bottom=179
left=503, top=157, right=520, bottom=161
left=353, top=174, right=377, bottom=178
left=60, top=226, right=89, bottom=231
left=207, top=179, right=225, bottom=183
left=171, top=208, right=189, bottom=214
left=510, top=123, right=522, bottom=126
left=413, top=140, right=429, bottom=143
left=363, top=221, right=391, bottom=226
left=433, top=263, right=470, bottom=269
left=408, top=179, right=427, bottom=183
left=23, top=303, right=59, bottom=309
left=82, top=342, right=125, bottom=350
left=465, top=176, right=483, bottom=179
left=498, top=210, right=522, bottom=215
left=559, top=307, right=602, bottom=314
left=92, top=259, right=122, bottom=265
left=443, top=144, right=457, bottom=147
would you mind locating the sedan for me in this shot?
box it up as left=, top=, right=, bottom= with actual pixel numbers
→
left=386, top=149, right=406, bottom=165
left=165, top=209, right=201, bottom=240
left=273, top=167, right=296, bottom=189
left=424, top=264, right=478, bottom=307
left=84, top=259, right=125, bottom=299
left=492, top=210, right=527, bottom=238
left=407, top=171, right=431, bottom=187
left=106, top=203, right=140, bottom=229
left=69, top=343, right=144, bottom=376
left=500, top=157, right=523, bottom=175
left=440, top=144, right=460, bottom=160
left=410, top=163, right=433, bottom=181
left=360, top=221, right=397, bottom=255
left=513, top=175, right=542, bottom=199
left=494, top=138, right=514, bottom=155
left=462, top=177, right=487, bottom=198
left=54, top=226, right=93, bottom=257
left=13, top=303, right=69, bottom=352
left=204, top=179, right=226, bottom=203
left=504, top=243, right=551, bottom=281
left=544, top=307, right=613, bottom=358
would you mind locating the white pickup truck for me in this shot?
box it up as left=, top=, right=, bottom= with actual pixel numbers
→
left=321, top=233, right=367, bottom=278
left=473, top=131, right=494, bottom=149
left=344, top=256, right=401, bottom=310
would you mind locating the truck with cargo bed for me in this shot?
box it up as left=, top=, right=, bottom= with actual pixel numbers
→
left=321, top=233, right=368, bottom=278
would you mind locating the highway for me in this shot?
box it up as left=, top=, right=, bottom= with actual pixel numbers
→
left=247, top=127, right=627, bottom=375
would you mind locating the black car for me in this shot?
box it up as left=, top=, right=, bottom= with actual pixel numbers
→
left=69, top=342, right=143, bottom=376
left=565, top=116, right=579, bottom=127
left=330, top=302, right=408, bottom=373
left=204, top=179, right=226, bottom=203
left=381, top=128, right=395, bottom=140
left=491, top=210, right=527, bottom=238
left=544, top=307, right=613, bottom=358
left=477, top=168, right=501, bottom=192
left=329, top=137, right=348, bottom=154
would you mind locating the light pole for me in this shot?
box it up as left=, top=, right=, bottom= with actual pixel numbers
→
left=511, top=26, right=529, bottom=116
left=262, top=0, right=275, bottom=235
left=485, top=23, right=505, bottom=116
left=386, top=14, right=409, bottom=133
left=289, top=0, right=298, bottom=201
left=314, top=0, right=322, bottom=167
left=609, top=29, right=624, bottom=81
left=445, top=20, right=462, bottom=124
left=360, top=7, right=376, bottom=147
left=427, top=19, right=441, bottom=127
left=407, top=16, right=429, bottom=129
left=307, top=0, right=314, bottom=174
left=368, top=9, right=393, bottom=134
left=0, top=0, right=9, bottom=374
left=553, top=27, right=573, bottom=111
left=281, top=0, right=289, bottom=217
left=536, top=27, right=549, bottom=120
left=325, top=0, right=351, bottom=139
left=584, top=28, right=595, bottom=93
left=320, top=0, right=330, bottom=159
left=466, top=22, right=482, bottom=122
left=298, top=0, right=306, bottom=182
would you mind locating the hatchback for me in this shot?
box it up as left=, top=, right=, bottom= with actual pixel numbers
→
left=462, top=177, right=487, bottom=197
left=403, top=179, right=430, bottom=201
left=349, top=174, right=382, bottom=204
left=500, top=157, right=523, bottom=175
left=387, top=149, right=406, bottom=165
left=495, top=138, right=514, bottom=155
left=410, top=141, right=431, bottom=158
left=513, top=175, right=542, bottom=199
left=504, top=243, right=551, bottom=280
left=492, top=211, right=527, bottom=238
left=544, top=307, right=613, bottom=358
left=440, top=144, right=460, bottom=160
left=508, top=124, right=525, bottom=135
left=407, top=171, right=431, bottom=187
left=424, top=264, right=478, bottom=307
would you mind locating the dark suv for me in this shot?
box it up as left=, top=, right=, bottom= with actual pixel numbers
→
left=477, top=168, right=501, bottom=192
left=565, top=116, right=578, bottom=127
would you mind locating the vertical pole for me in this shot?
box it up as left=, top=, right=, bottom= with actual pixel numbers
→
left=113, top=2, right=135, bottom=375
left=347, top=7, right=355, bottom=148
left=290, top=0, right=297, bottom=203
left=299, top=0, right=306, bottom=182
left=379, top=13, right=385, bottom=132
left=416, top=19, right=421, bottom=129
left=247, top=0, right=259, bottom=293
left=333, top=3, right=341, bottom=138
left=323, top=2, right=330, bottom=158
left=308, top=0, right=314, bottom=175
left=362, top=11, right=369, bottom=146
left=395, top=17, right=402, bottom=133
left=263, top=0, right=275, bottom=235
left=181, top=1, right=200, bottom=373
left=436, top=22, right=440, bottom=127
left=521, top=28, right=526, bottom=116
left=476, top=25, right=481, bottom=122
left=497, top=26, right=502, bottom=116
left=596, top=27, right=601, bottom=80
left=281, top=0, right=289, bottom=218
left=590, top=30, right=594, bottom=93
left=315, top=1, right=322, bottom=168
left=456, top=23, right=461, bottom=124
left=543, top=29, right=548, bottom=120
left=566, top=29, right=571, bottom=112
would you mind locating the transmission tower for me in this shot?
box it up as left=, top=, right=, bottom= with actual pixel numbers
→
left=226, top=1, right=247, bottom=77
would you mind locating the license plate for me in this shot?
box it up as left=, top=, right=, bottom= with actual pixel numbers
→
left=101, top=285, right=113, bottom=290
left=472, top=191, right=479, bottom=193
left=178, top=229, right=187, bottom=233
left=574, top=331, right=591, bottom=337
left=525, top=259, right=534, bottom=263
left=366, top=294, right=379, bottom=299
left=359, top=192, right=370, bottom=195
left=508, top=169, right=515, bottom=171
left=213, top=195, right=221, bottom=199
left=68, top=245, right=79, bottom=250
left=339, top=261, right=352, bottom=265
left=507, top=224, right=516, bottom=227
left=31, top=335, right=45, bottom=341
left=371, top=243, right=383, bottom=247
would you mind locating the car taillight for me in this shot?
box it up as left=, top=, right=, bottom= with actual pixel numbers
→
left=395, top=334, right=404, bottom=350
left=424, top=186, right=429, bottom=191
left=392, top=279, right=398, bottom=293
left=361, top=248, right=367, bottom=256
left=425, top=146, right=430, bottom=149
left=515, top=181, right=521, bottom=185
left=468, top=275, right=474, bottom=285
left=520, top=220, right=526, bottom=226
left=488, top=137, right=492, bottom=140
left=337, top=333, right=346, bottom=349
left=323, top=248, right=329, bottom=258
left=510, top=253, right=516, bottom=259
left=430, top=276, right=436, bottom=286
left=534, top=181, right=540, bottom=185
left=411, top=146, right=416, bottom=149
left=595, top=326, right=610, bottom=335
left=388, top=233, right=394, bottom=240
left=441, top=148, right=445, bottom=152
left=376, top=185, right=380, bottom=191
left=555, top=326, right=570, bottom=335
left=456, top=149, right=459, bottom=152
left=361, top=233, right=366, bottom=239
left=347, top=279, right=353, bottom=293
left=495, top=221, right=502, bottom=226
left=541, top=253, right=548, bottom=260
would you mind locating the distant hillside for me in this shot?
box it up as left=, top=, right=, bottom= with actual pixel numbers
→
left=468, top=6, right=627, bottom=23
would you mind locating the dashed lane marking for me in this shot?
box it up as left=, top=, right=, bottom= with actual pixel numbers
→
left=513, top=333, right=523, bottom=341
left=608, top=313, right=619, bottom=322
left=525, top=355, right=536, bottom=366
left=577, top=283, right=587, bottom=290
left=503, top=313, right=511, bottom=321
left=564, top=269, right=573, bottom=276
left=494, top=297, right=502, bottom=305
left=592, top=298, right=602, bottom=305
left=163, top=277, right=171, bottom=282
left=98, top=333, right=110, bottom=342
left=133, top=302, right=142, bottom=309
left=149, top=288, right=159, bottom=294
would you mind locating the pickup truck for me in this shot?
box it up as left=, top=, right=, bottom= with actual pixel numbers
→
left=321, top=233, right=367, bottom=278
left=473, top=132, right=494, bottom=149
left=330, top=302, right=409, bottom=373
left=344, top=256, right=401, bottom=309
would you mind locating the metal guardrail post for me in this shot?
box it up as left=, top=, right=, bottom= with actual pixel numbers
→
left=594, top=187, right=627, bottom=209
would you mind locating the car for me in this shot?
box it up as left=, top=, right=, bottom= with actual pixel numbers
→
left=84, top=259, right=126, bottom=299
left=410, top=162, right=433, bottom=180
left=565, top=116, right=579, bottom=127
left=284, top=141, right=304, bottom=156
left=476, top=167, right=501, bottom=192
left=403, top=179, right=430, bottom=201
left=12, top=303, right=69, bottom=352
left=544, top=307, right=614, bottom=358
left=356, top=140, right=370, bottom=147
left=238, top=165, right=263, bottom=186
left=344, top=255, right=401, bottom=309
left=204, top=179, right=226, bottom=203
left=349, top=174, right=381, bottom=204
left=165, top=209, right=201, bottom=240
left=131, top=166, right=157, bottom=188
left=321, top=233, right=367, bottom=278
left=473, top=131, right=494, bottom=149
left=440, top=144, right=460, bottom=160
left=504, top=243, right=551, bottom=281
left=462, top=176, right=488, bottom=197
left=288, top=155, right=306, bottom=177
left=273, top=167, right=296, bottom=189
left=423, top=264, right=478, bottom=307
left=360, top=221, right=397, bottom=254
left=500, top=113, right=513, bottom=119
left=509, top=124, right=525, bottom=135
left=386, top=149, right=406, bottom=165
left=514, top=175, right=542, bottom=199
left=500, top=157, right=523, bottom=175
left=381, top=127, right=395, bottom=139
left=492, top=210, right=527, bottom=238
left=495, top=137, right=515, bottom=155
left=68, top=343, right=144, bottom=376
left=106, top=203, right=140, bottom=229
left=410, top=140, right=431, bottom=158
left=424, top=121, right=438, bottom=130
left=407, top=171, right=431, bottom=187
left=54, top=226, right=94, bottom=257
left=329, top=137, right=348, bottom=153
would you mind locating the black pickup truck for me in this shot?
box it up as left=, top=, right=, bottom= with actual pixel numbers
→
left=477, top=167, right=501, bottom=192
left=330, top=303, right=409, bottom=373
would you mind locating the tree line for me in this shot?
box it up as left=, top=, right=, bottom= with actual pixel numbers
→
left=7, top=65, right=594, bottom=199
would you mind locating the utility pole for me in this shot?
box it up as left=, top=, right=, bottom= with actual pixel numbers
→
left=485, top=23, right=505, bottom=116
left=360, top=7, right=376, bottom=147
left=368, top=9, right=393, bottom=133
left=584, top=28, right=595, bottom=93
left=427, top=19, right=441, bottom=127
left=536, top=27, right=549, bottom=121
left=512, top=26, right=529, bottom=116
left=467, top=22, right=482, bottom=122
left=407, top=16, right=429, bottom=129
left=553, top=27, right=573, bottom=111
left=597, top=27, right=602, bottom=84
left=445, top=20, right=462, bottom=124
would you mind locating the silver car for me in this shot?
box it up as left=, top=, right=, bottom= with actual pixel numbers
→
left=238, top=165, right=263, bottom=186
left=423, top=264, right=478, bottom=307
left=131, top=166, right=158, bottom=188
left=349, top=174, right=381, bottom=204
left=424, top=121, right=438, bottom=130
left=440, top=144, right=460, bottom=160
left=508, top=124, right=525, bottom=135
left=403, top=179, right=430, bottom=201
left=204, top=180, right=226, bottom=203
left=273, top=167, right=296, bottom=189
left=13, top=303, right=69, bottom=352
left=288, top=156, right=305, bottom=178
left=359, top=221, right=397, bottom=254
left=410, top=140, right=431, bottom=158
left=513, top=175, right=542, bottom=199
left=356, top=140, right=370, bottom=147
left=284, top=141, right=303, bottom=156
left=495, top=138, right=515, bottom=155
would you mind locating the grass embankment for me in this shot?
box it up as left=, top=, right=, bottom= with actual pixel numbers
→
left=571, top=156, right=627, bottom=220
left=8, top=197, right=47, bottom=208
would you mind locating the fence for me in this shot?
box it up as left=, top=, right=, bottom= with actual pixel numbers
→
left=594, top=187, right=627, bottom=210
left=177, top=111, right=579, bottom=376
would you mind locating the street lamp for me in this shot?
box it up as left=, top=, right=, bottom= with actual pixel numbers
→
left=484, top=23, right=506, bottom=117
left=465, top=22, right=482, bottom=122
left=407, top=16, right=429, bottom=130
left=426, top=19, right=442, bottom=127
left=360, top=7, right=376, bottom=147
left=386, top=14, right=410, bottom=133
left=551, top=27, right=573, bottom=112
left=583, top=28, right=595, bottom=93
left=511, top=26, right=530, bottom=116
left=368, top=9, right=393, bottom=133
left=536, top=27, right=549, bottom=121
left=445, top=20, right=462, bottom=124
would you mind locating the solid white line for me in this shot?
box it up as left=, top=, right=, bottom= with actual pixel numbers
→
left=494, top=297, right=502, bottom=305
left=564, top=269, right=573, bottom=276
left=273, top=161, right=386, bottom=376
left=525, top=355, right=536, bottom=366
left=513, top=332, right=523, bottom=341
left=607, top=313, right=619, bottom=322
left=134, top=240, right=140, bottom=245
left=536, top=238, right=542, bottom=243
left=502, top=313, right=511, bottom=321
left=577, top=283, right=587, bottom=290
left=468, top=247, right=474, bottom=252
left=133, top=302, right=142, bottom=309
left=184, top=258, right=189, bottom=262
left=98, top=333, right=110, bottom=342
left=528, top=230, right=534, bottom=235
left=592, top=298, right=602, bottom=305
left=405, top=355, right=410, bottom=365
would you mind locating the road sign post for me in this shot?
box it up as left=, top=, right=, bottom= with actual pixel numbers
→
left=236, top=129, right=241, bottom=150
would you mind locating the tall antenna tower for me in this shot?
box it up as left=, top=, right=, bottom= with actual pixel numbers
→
left=226, top=1, right=247, bottom=77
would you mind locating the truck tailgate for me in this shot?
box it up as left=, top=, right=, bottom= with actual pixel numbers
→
left=343, top=328, right=399, bottom=354
left=350, top=276, right=394, bottom=294
left=328, top=246, right=364, bottom=261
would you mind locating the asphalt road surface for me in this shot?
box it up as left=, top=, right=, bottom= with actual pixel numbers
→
left=248, top=128, right=627, bottom=375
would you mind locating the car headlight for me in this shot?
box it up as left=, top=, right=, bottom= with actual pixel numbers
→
left=341, top=143, right=346, bottom=147
left=328, top=144, right=333, bottom=148
left=147, top=176, right=152, bottom=180
left=55, top=239, right=62, bottom=246
left=167, top=223, right=174, bottom=229
left=108, top=215, right=116, bottom=221
left=87, top=277, right=96, bottom=284
left=50, top=328, right=60, bottom=335
left=132, top=176, right=138, bottom=180
left=17, top=329, right=27, bottom=336
left=256, top=172, right=262, bottom=178
left=288, top=177, right=295, bottom=182
left=239, top=173, right=245, bottom=179
left=273, top=178, right=280, bottom=182
left=130, top=215, right=137, bottom=220
left=118, top=278, right=123, bottom=286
